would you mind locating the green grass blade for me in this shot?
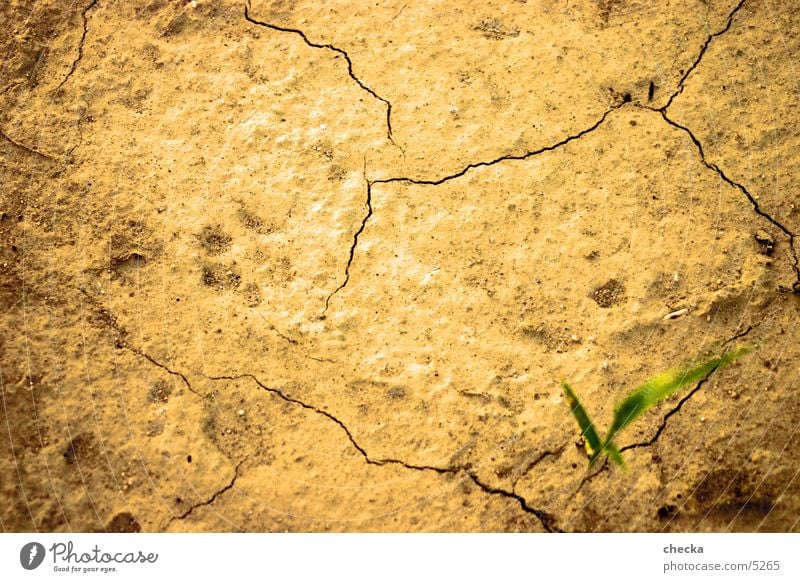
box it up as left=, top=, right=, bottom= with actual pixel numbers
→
left=562, top=381, right=603, bottom=462
left=605, top=345, right=752, bottom=444
left=602, top=441, right=626, bottom=468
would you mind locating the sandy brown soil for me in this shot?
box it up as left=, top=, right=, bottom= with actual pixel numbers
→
left=2, top=0, right=800, bottom=532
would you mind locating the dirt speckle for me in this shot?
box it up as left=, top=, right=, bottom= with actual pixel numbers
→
left=199, top=225, right=232, bottom=256
left=148, top=379, right=172, bottom=404
left=473, top=19, right=520, bottom=39
left=327, top=164, right=348, bottom=181
left=106, top=512, right=141, bottom=533
left=241, top=282, right=262, bottom=307
left=386, top=386, right=407, bottom=399
left=754, top=229, right=774, bottom=256
left=591, top=279, right=626, bottom=307
left=110, top=252, right=147, bottom=278
left=63, top=434, right=96, bottom=466
left=657, top=504, right=678, bottom=520
left=201, top=264, right=241, bottom=290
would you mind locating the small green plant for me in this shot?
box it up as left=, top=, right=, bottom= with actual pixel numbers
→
left=563, top=345, right=752, bottom=468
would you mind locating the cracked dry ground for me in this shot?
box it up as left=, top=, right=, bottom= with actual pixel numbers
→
left=2, top=0, right=800, bottom=533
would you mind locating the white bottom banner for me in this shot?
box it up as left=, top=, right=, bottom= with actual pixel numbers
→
left=1, top=533, right=797, bottom=581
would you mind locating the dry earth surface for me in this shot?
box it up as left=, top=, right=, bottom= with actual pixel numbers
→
left=2, top=0, right=800, bottom=532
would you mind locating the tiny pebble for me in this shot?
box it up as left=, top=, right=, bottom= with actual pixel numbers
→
left=663, top=308, right=688, bottom=320
left=238, top=409, right=245, bottom=416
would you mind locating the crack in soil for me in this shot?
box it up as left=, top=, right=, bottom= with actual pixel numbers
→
left=206, top=372, right=558, bottom=531
left=78, top=289, right=207, bottom=398
left=654, top=109, right=800, bottom=292
left=466, top=472, right=561, bottom=532
left=323, top=105, right=623, bottom=309
left=662, top=0, right=747, bottom=110
left=55, top=0, right=99, bottom=92
left=649, top=0, right=800, bottom=292
left=66, top=99, right=92, bottom=160
left=574, top=457, right=610, bottom=495
left=0, top=127, right=56, bottom=160
left=373, top=104, right=623, bottom=187
left=511, top=445, right=566, bottom=492
left=206, top=372, right=453, bottom=473
left=252, top=312, right=337, bottom=364
left=243, top=1, right=396, bottom=145
left=324, top=165, right=373, bottom=312
left=168, top=458, right=247, bottom=526
left=0, top=80, right=24, bottom=95
left=134, top=350, right=205, bottom=399
left=6, top=0, right=793, bottom=535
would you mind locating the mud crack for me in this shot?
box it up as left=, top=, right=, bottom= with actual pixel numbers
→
left=78, top=288, right=207, bottom=398
left=243, top=1, right=396, bottom=145
left=56, top=0, right=99, bottom=92
left=574, top=457, right=610, bottom=494
left=206, top=372, right=452, bottom=473
left=466, top=472, right=561, bottom=532
left=511, top=445, right=566, bottom=492
left=662, top=0, right=747, bottom=110
left=655, top=109, right=800, bottom=292
left=168, top=458, right=247, bottom=526
left=206, top=372, right=558, bottom=531
left=0, top=127, right=56, bottom=160
left=373, top=104, right=622, bottom=187
left=651, top=0, right=799, bottom=289
left=321, top=105, right=624, bottom=309
left=324, top=166, right=373, bottom=312
left=134, top=350, right=205, bottom=399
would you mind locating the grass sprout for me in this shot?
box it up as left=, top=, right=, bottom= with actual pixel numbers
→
left=563, top=344, right=752, bottom=468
